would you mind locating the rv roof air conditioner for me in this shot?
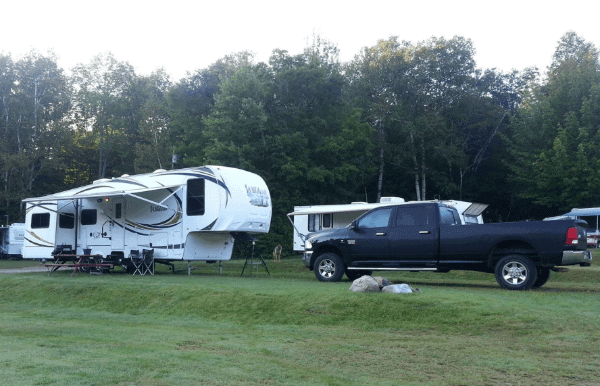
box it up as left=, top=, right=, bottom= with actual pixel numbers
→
left=93, top=178, right=111, bottom=184
left=153, top=169, right=166, bottom=173
left=380, top=197, right=405, bottom=203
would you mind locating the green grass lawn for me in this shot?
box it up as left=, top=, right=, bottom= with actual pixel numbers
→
left=0, top=255, right=599, bottom=385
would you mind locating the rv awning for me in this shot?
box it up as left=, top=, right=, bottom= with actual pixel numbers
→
left=22, top=184, right=184, bottom=203
left=563, top=208, right=600, bottom=217
left=287, top=203, right=391, bottom=217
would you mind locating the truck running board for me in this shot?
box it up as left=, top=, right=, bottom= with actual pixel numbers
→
left=347, top=267, right=439, bottom=271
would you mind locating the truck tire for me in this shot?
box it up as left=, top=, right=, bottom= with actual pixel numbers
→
left=345, top=270, right=373, bottom=281
left=494, top=255, right=538, bottom=290
left=532, top=267, right=551, bottom=288
left=314, top=253, right=345, bottom=282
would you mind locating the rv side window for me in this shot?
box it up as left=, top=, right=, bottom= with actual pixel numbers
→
left=59, top=213, right=75, bottom=229
left=308, top=214, right=319, bottom=232
left=115, top=203, right=122, bottom=219
left=31, top=213, right=50, bottom=229
left=187, top=178, right=205, bottom=216
left=81, top=209, right=97, bottom=225
left=322, top=214, right=332, bottom=228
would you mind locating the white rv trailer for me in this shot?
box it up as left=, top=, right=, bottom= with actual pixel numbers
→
left=0, top=223, right=25, bottom=259
left=22, top=166, right=271, bottom=270
left=288, top=197, right=487, bottom=252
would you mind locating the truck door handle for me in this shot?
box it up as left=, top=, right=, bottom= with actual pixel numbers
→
left=419, top=231, right=431, bottom=234
left=376, top=232, right=386, bottom=236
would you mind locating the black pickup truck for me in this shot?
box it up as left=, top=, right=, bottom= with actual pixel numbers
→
left=302, top=201, right=592, bottom=290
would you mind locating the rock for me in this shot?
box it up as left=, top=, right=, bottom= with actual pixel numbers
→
left=349, top=275, right=380, bottom=293
left=372, top=276, right=391, bottom=288
left=382, top=284, right=416, bottom=294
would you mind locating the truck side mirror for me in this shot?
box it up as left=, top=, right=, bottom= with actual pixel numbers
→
left=350, top=220, right=357, bottom=230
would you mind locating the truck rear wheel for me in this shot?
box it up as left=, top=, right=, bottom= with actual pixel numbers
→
left=494, top=255, right=537, bottom=290
left=314, top=253, right=345, bottom=282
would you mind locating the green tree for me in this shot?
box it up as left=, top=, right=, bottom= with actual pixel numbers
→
left=508, top=31, right=600, bottom=216
left=70, top=52, right=137, bottom=180
left=347, top=36, right=517, bottom=204
left=0, top=50, right=71, bottom=221
left=131, top=68, right=174, bottom=173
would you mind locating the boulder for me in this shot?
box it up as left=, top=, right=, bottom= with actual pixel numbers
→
left=372, top=276, right=391, bottom=288
left=382, top=284, right=416, bottom=294
left=349, top=275, right=380, bottom=293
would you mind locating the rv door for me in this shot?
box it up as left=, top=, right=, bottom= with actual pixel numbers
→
left=111, top=198, right=125, bottom=251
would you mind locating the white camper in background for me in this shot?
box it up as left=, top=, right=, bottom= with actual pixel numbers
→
left=288, top=198, right=487, bottom=252
left=22, top=166, right=271, bottom=271
left=0, top=223, right=25, bottom=259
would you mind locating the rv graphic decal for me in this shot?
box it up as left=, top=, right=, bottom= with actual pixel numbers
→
left=24, top=231, right=53, bottom=247
left=26, top=202, right=57, bottom=214
left=156, top=171, right=232, bottom=198
left=246, top=185, right=270, bottom=207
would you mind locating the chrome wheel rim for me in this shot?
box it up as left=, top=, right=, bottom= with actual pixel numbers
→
left=502, top=261, right=527, bottom=285
left=318, top=258, right=336, bottom=278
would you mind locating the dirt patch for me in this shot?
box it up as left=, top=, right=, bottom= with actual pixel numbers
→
left=0, top=267, right=49, bottom=274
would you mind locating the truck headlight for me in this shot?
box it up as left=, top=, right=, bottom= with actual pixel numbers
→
left=305, top=239, right=312, bottom=250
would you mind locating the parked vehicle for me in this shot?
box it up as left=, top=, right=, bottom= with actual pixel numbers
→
left=0, top=223, right=25, bottom=259
left=545, top=207, right=600, bottom=247
left=288, top=197, right=486, bottom=252
left=22, top=166, right=271, bottom=272
left=302, top=201, right=591, bottom=290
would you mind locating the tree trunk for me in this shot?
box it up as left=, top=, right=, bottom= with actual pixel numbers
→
left=420, top=137, right=426, bottom=201
left=415, top=173, right=421, bottom=201
left=376, top=120, right=385, bottom=203
left=377, top=146, right=384, bottom=203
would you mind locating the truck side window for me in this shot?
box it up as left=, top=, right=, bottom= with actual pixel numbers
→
left=357, top=208, right=393, bottom=229
left=396, top=206, right=433, bottom=226
left=187, top=178, right=205, bottom=216
left=439, top=207, right=459, bottom=226
left=31, top=213, right=50, bottom=229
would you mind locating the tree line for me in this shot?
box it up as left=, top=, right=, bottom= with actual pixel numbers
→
left=1, top=31, right=598, bottom=252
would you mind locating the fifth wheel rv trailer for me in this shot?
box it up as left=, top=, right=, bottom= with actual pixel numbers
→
left=288, top=197, right=487, bottom=252
left=0, top=223, right=25, bottom=259
left=22, top=166, right=271, bottom=272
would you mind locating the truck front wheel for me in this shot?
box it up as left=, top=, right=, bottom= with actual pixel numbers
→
left=494, top=255, right=538, bottom=290
left=314, top=253, right=345, bottom=282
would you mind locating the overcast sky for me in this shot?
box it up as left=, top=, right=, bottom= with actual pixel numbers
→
left=3, top=0, right=598, bottom=81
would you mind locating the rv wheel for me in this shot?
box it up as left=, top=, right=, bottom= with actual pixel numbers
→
left=80, top=258, right=91, bottom=274
left=314, top=253, right=345, bottom=282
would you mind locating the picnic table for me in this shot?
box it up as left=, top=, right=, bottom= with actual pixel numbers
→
left=45, top=254, right=113, bottom=276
